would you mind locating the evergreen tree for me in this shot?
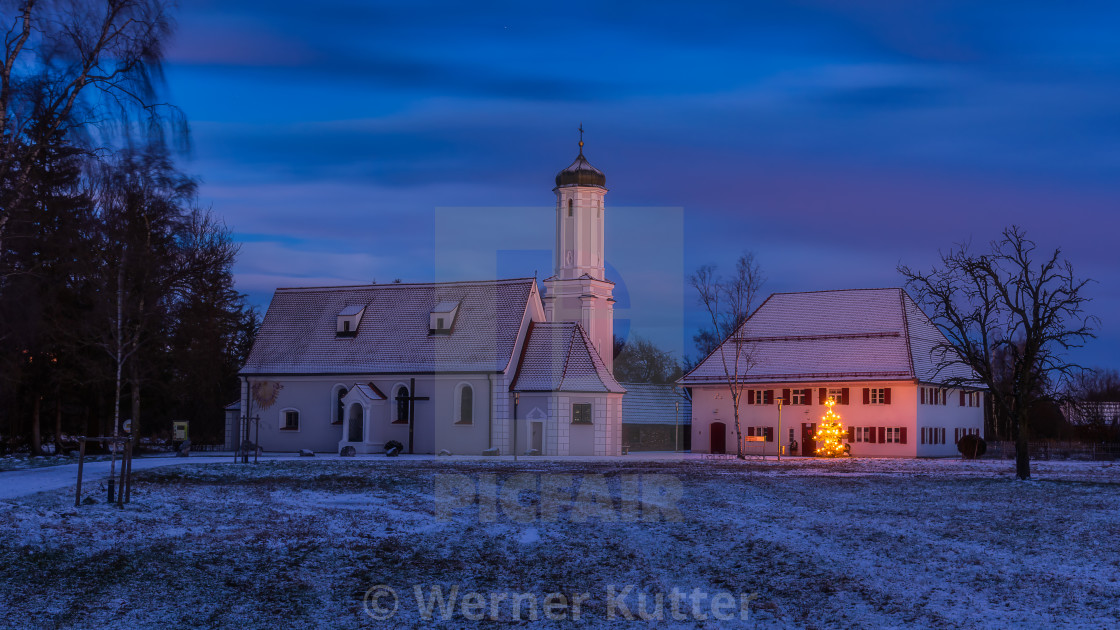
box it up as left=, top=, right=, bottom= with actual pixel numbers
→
left=813, top=399, right=848, bottom=458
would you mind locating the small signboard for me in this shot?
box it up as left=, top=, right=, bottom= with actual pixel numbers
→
left=744, top=436, right=767, bottom=442
left=122, top=419, right=132, bottom=434
left=173, top=421, right=189, bottom=440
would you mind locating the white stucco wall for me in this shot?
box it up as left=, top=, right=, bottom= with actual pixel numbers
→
left=241, top=374, right=496, bottom=454
left=689, top=381, right=982, bottom=458
left=510, top=392, right=623, bottom=456
left=915, top=387, right=985, bottom=457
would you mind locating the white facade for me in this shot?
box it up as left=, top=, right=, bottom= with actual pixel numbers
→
left=689, top=381, right=984, bottom=457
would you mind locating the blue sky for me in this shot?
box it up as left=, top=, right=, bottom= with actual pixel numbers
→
left=163, top=0, right=1120, bottom=368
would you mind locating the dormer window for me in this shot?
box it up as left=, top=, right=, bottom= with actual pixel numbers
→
left=429, top=300, right=460, bottom=334
left=336, top=305, right=364, bottom=337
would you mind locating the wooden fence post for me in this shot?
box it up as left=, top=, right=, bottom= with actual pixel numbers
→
left=125, top=441, right=133, bottom=503
left=117, top=441, right=127, bottom=508
left=74, top=438, right=86, bottom=507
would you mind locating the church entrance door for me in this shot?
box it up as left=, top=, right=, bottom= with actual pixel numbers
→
left=348, top=403, right=363, bottom=442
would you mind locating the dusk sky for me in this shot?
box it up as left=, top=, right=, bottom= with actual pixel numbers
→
left=163, top=1, right=1119, bottom=368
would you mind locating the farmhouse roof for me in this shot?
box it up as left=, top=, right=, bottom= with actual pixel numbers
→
left=678, top=288, right=977, bottom=385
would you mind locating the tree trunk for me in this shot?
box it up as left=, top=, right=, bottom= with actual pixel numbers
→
left=734, top=390, right=743, bottom=452
left=1014, top=413, right=1031, bottom=480
left=130, top=374, right=141, bottom=446
left=54, top=392, right=63, bottom=453
left=734, top=401, right=743, bottom=459
left=30, top=394, right=42, bottom=455
left=110, top=253, right=124, bottom=477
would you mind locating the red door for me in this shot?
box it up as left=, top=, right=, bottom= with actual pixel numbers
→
left=802, top=423, right=817, bottom=457
left=711, top=422, right=726, bottom=454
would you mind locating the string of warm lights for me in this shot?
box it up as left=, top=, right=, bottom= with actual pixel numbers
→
left=813, top=399, right=849, bottom=458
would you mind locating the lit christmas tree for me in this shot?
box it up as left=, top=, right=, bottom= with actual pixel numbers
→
left=813, top=399, right=849, bottom=457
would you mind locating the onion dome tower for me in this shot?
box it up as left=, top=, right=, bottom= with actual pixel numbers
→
left=543, top=126, right=615, bottom=370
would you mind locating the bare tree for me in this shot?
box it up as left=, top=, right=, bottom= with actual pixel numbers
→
left=899, top=226, right=1095, bottom=480
left=1, top=0, right=182, bottom=258
left=690, top=253, right=764, bottom=459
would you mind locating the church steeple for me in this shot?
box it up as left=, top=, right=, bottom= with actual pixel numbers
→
left=544, top=127, right=614, bottom=370
left=552, top=128, right=607, bottom=281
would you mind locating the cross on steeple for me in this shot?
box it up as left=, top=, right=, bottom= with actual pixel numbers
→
left=578, top=123, right=584, bottom=154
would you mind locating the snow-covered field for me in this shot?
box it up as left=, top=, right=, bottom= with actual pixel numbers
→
left=1, top=456, right=1119, bottom=628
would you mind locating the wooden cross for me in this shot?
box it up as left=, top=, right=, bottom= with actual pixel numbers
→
left=402, top=377, right=430, bottom=454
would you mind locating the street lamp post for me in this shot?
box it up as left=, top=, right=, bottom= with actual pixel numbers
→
left=779, top=396, right=788, bottom=461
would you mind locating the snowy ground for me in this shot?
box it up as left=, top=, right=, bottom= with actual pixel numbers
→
left=1, top=456, right=1119, bottom=629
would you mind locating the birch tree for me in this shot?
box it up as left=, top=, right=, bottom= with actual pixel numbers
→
left=690, top=253, right=764, bottom=459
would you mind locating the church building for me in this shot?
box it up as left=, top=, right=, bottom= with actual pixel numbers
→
left=233, top=141, right=625, bottom=455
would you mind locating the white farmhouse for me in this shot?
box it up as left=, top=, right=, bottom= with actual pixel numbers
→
left=679, top=288, right=985, bottom=457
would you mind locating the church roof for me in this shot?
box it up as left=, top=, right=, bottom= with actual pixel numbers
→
left=620, top=383, right=691, bottom=425
left=242, top=278, right=536, bottom=375
left=678, top=288, right=978, bottom=385
left=511, top=322, right=626, bottom=393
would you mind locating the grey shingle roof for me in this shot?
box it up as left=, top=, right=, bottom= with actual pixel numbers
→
left=242, top=279, right=535, bottom=375
left=678, top=288, right=977, bottom=385
left=620, top=383, right=691, bottom=425
left=511, top=322, right=626, bottom=393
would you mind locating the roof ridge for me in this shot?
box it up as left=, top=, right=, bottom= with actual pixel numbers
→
left=507, top=320, right=536, bottom=392
left=275, top=278, right=536, bottom=293
left=768, top=287, right=903, bottom=297
left=898, top=289, right=916, bottom=379
left=556, top=325, right=577, bottom=391
left=573, top=323, right=625, bottom=392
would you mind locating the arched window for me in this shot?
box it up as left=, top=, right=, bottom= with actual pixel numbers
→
left=333, top=386, right=347, bottom=424
left=456, top=384, right=473, bottom=424
left=394, top=385, right=410, bottom=423
left=568, top=199, right=573, bottom=217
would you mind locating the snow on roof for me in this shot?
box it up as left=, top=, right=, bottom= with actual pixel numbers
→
left=511, top=322, right=626, bottom=393
left=431, top=301, right=459, bottom=313
left=678, top=288, right=976, bottom=385
left=353, top=382, right=387, bottom=401
left=338, top=305, right=364, bottom=316
left=242, top=279, right=536, bottom=375
left=620, top=383, right=691, bottom=425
